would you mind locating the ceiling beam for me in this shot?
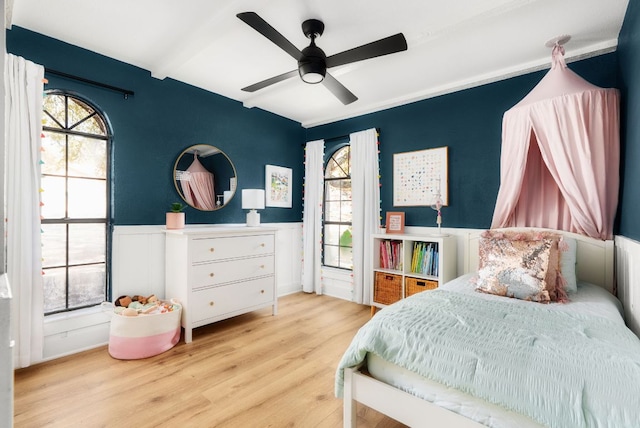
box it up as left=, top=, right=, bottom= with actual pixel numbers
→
left=150, top=0, right=243, bottom=80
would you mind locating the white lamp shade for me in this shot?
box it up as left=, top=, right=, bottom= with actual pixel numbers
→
left=242, top=189, right=265, bottom=210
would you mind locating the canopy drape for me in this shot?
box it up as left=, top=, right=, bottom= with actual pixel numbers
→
left=491, top=46, right=619, bottom=240
left=179, top=154, right=215, bottom=210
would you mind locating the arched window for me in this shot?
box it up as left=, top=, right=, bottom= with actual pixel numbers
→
left=323, top=145, right=352, bottom=269
left=41, top=91, right=111, bottom=314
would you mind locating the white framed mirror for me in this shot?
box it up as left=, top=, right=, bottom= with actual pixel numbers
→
left=173, top=144, right=237, bottom=211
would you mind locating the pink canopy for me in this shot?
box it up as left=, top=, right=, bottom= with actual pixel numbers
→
left=179, top=154, right=215, bottom=210
left=491, top=46, right=620, bottom=240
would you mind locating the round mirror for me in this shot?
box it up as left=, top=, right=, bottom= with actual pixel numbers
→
left=173, top=144, right=237, bottom=211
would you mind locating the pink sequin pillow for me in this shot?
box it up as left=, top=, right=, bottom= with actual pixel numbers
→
left=475, top=230, right=568, bottom=303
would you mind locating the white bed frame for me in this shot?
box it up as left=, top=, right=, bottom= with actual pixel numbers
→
left=343, top=228, right=615, bottom=427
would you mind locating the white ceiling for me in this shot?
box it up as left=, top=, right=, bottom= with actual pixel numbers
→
left=8, top=0, right=629, bottom=128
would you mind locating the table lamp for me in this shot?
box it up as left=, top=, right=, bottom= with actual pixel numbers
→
left=242, top=189, right=265, bottom=227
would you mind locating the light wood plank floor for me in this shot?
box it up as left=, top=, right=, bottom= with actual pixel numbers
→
left=14, top=292, right=407, bottom=428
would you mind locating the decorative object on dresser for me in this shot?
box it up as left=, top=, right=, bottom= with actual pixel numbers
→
left=242, top=189, right=266, bottom=227
left=166, top=202, right=186, bottom=230
left=165, top=226, right=277, bottom=343
left=371, top=233, right=457, bottom=310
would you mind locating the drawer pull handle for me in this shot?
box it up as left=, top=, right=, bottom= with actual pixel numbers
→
left=209, top=247, right=215, bottom=252
left=260, top=265, right=265, bottom=269
left=260, top=243, right=265, bottom=247
left=261, top=290, right=265, bottom=294
left=209, top=273, right=215, bottom=277
left=209, top=301, right=215, bottom=306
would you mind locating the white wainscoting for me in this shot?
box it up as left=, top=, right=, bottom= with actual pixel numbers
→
left=39, top=226, right=640, bottom=360
left=321, top=267, right=354, bottom=301
left=615, top=235, right=640, bottom=337
left=41, top=223, right=303, bottom=361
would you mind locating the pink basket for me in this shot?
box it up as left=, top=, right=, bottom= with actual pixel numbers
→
left=106, top=302, right=182, bottom=360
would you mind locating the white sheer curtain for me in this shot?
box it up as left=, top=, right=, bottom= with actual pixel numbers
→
left=302, top=140, right=325, bottom=294
left=350, top=128, right=381, bottom=304
left=5, top=54, right=45, bottom=368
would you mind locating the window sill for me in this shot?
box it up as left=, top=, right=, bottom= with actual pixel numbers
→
left=45, top=304, right=106, bottom=322
left=44, top=304, right=111, bottom=335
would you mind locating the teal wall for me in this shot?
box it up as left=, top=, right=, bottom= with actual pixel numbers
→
left=617, top=0, right=640, bottom=242
left=306, top=54, right=619, bottom=230
left=6, top=26, right=305, bottom=226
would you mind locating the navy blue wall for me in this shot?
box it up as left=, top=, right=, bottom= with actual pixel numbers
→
left=617, top=1, right=640, bottom=242
left=6, top=26, right=305, bottom=226
left=306, top=54, right=619, bottom=231
left=7, top=24, right=631, bottom=237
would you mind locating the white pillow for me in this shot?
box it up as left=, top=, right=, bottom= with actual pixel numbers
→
left=560, top=237, right=577, bottom=293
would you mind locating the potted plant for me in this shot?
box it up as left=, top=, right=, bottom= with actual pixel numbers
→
left=166, top=202, right=186, bottom=229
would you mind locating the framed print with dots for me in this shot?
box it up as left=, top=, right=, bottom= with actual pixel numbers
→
left=393, top=147, right=448, bottom=207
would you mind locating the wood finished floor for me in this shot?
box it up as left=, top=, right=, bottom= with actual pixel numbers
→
left=14, top=292, right=407, bottom=428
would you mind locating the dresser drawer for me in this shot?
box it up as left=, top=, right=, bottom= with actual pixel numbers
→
left=190, top=234, right=275, bottom=263
left=191, top=255, right=274, bottom=289
left=191, top=277, right=274, bottom=323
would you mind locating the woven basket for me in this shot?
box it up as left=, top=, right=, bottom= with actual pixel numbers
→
left=373, top=272, right=402, bottom=305
left=405, top=277, right=438, bottom=297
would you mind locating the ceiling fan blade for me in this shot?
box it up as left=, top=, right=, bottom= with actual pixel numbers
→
left=326, top=33, right=407, bottom=68
left=241, top=69, right=299, bottom=92
left=237, top=12, right=302, bottom=61
left=322, top=73, right=358, bottom=105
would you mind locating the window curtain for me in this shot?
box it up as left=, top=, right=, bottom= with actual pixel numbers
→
left=491, top=47, right=619, bottom=240
left=350, top=128, right=381, bottom=304
left=302, top=140, right=325, bottom=294
left=5, top=54, right=45, bottom=368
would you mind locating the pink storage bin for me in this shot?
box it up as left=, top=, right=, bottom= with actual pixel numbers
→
left=105, top=301, right=182, bottom=360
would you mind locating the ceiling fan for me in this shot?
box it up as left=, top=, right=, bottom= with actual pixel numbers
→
left=237, top=12, right=408, bottom=105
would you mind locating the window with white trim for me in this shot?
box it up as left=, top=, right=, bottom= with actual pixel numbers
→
left=323, top=145, right=352, bottom=269
left=41, top=91, right=111, bottom=315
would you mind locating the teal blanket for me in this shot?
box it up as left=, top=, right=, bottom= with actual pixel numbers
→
left=336, top=289, right=640, bottom=428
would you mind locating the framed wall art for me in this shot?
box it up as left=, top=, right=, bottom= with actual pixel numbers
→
left=393, top=146, right=448, bottom=207
left=265, top=165, right=292, bottom=208
left=385, top=212, right=405, bottom=234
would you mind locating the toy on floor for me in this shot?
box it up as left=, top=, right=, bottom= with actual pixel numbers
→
left=113, top=294, right=178, bottom=316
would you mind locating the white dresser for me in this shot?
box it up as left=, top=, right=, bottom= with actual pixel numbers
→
left=165, top=226, right=277, bottom=343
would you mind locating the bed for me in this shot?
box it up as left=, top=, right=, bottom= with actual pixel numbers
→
left=336, top=228, right=640, bottom=427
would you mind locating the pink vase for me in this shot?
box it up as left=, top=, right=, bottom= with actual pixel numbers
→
left=166, top=212, right=185, bottom=229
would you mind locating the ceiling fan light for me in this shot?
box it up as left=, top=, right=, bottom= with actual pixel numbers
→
left=299, top=42, right=326, bottom=84
left=299, top=65, right=325, bottom=84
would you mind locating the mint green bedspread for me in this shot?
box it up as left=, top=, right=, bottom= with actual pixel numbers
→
left=336, top=288, right=640, bottom=428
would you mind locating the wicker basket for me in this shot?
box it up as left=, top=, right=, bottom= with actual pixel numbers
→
left=373, top=272, right=402, bottom=305
left=405, top=277, right=438, bottom=297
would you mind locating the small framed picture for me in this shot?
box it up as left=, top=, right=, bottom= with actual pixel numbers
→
left=385, top=212, right=405, bottom=234
left=265, top=164, right=293, bottom=208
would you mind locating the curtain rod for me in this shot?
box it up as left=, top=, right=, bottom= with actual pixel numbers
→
left=303, top=127, right=380, bottom=146
left=45, top=68, right=134, bottom=99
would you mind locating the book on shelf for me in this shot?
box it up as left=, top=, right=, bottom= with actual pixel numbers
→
left=379, top=239, right=403, bottom=270
left=410, top=242, right=439, bottom=276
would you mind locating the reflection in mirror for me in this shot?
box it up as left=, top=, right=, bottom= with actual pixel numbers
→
left=173, top=144, right=237, bottom=211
